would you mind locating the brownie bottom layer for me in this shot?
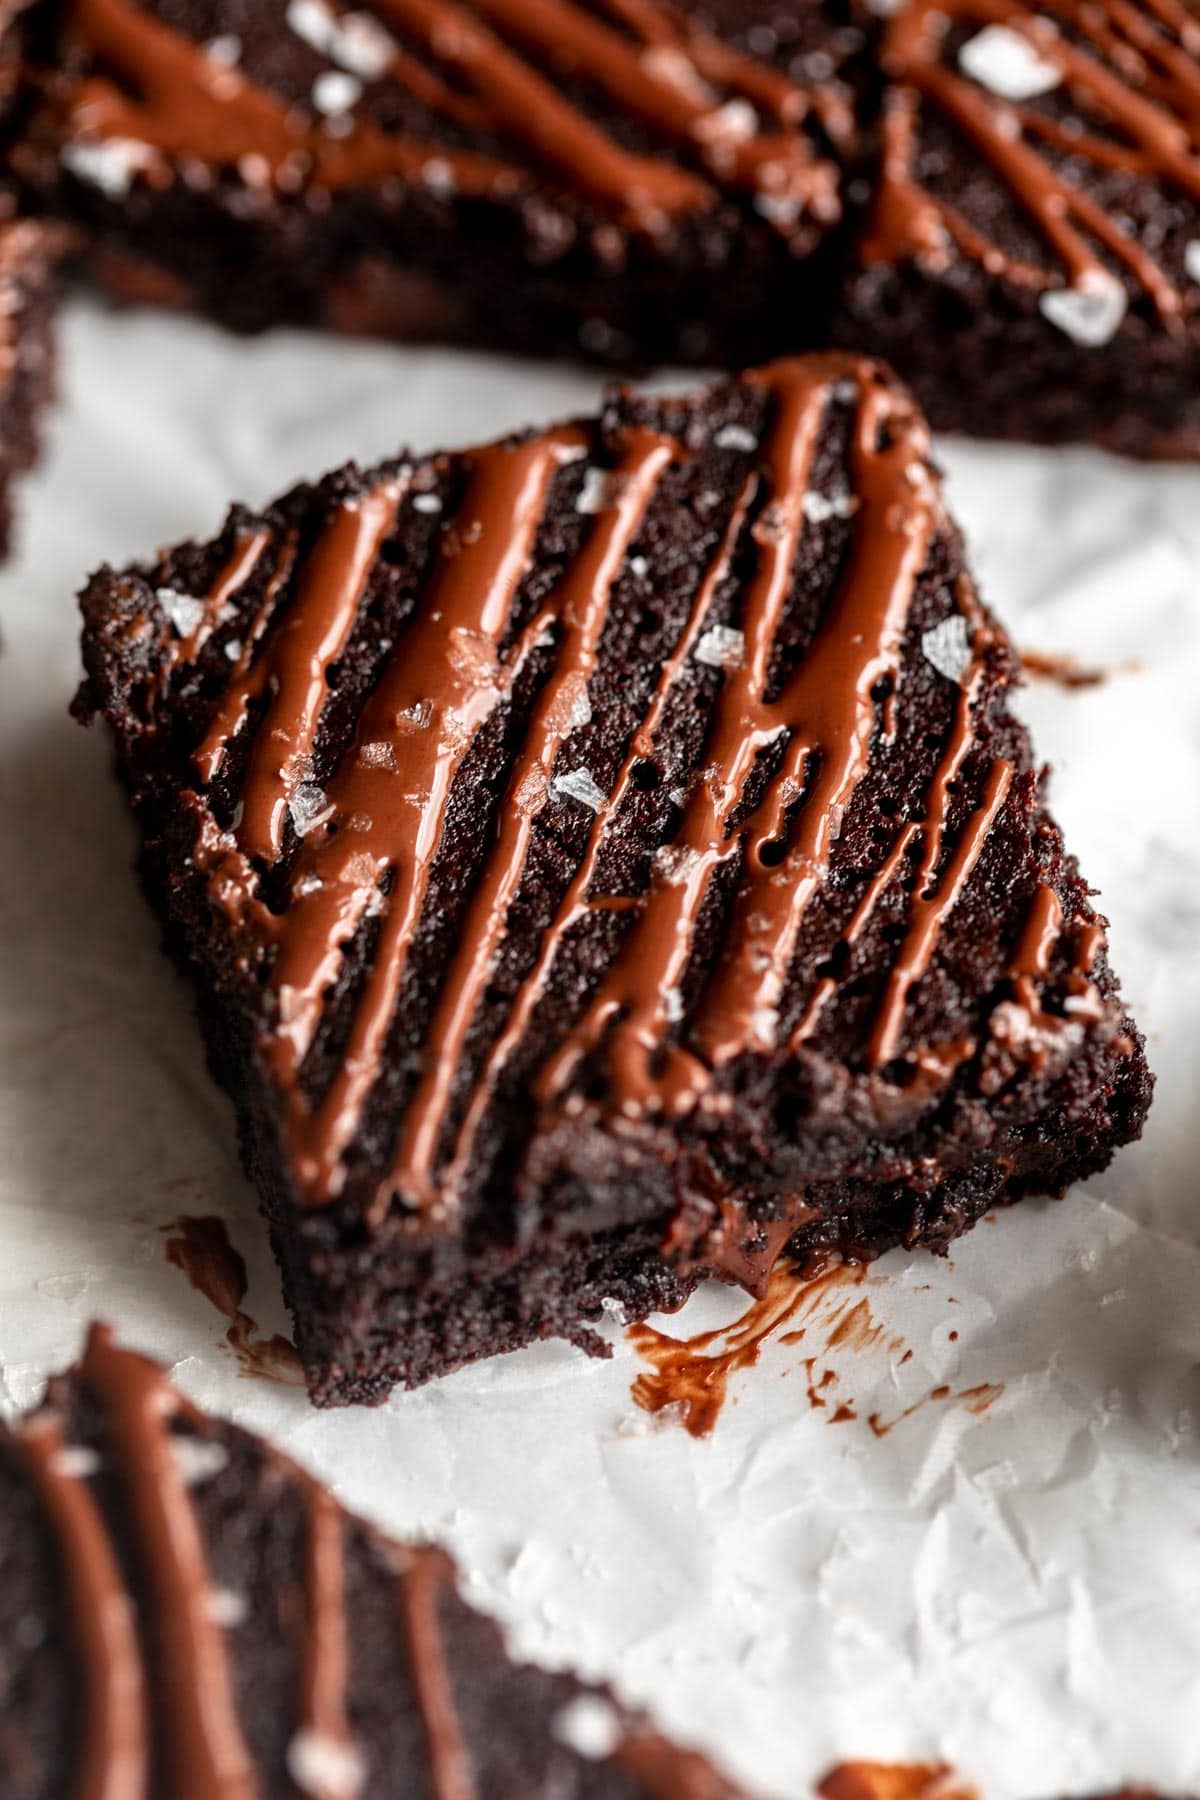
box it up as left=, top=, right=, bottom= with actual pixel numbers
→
left=835, top=268, right=1200, bottom=459
left=282, top=1022, right=1149, bottom=1407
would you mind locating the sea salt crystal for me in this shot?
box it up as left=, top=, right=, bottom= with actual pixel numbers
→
left=653, top=844, right=700, bottom=886
left=755, top=192, right=800, bottom=229
left=694, top=624, right=745, bottom=669
left=575, top=467, right=610, bottom=515
left=311, top=71, right=362, bottom=116
left=286, top=0, right=394, bottom=80
left=922, top=613, right=973, bottom=683
left=802, top=488, right=857, bottom=525
left=289, top=782, right=332, bottom=838
left=1039, top=272, right=1127, bottom=347
left=694, top=98, right=758, bottom=145
left=412, top=492, right=442, bottom=514
left=664, top=986, right=685, bottom=1023
left=749, top=1005, right=777, bottom=1045
left=287, top=1729, right=365, bottom=1799
left=205, top=1588, right=248, bottom=1628
left=51, top=1445, right=101, bottom=1479
left=395, top=700, right=432, bottom=732
left=552, top=1695, right=625, bottom=1761
left=155, top=587, right=206, bottom=637
left=551, top=767, right=606, bottom=812
left=170, top=1436, right=229, bottom=1487
left=357, top=740, right=396, bottom=770
left=628, top=555, right=649, bottom=579
left=713, top=423, right=757, bottom=452
left=958, top=24, right=1062, bottom=100
left=421, top=157, right=457, bottom=198
left=61, top=137, right=156, bottom=199
left=600, top=1295, right=629, bottom=1325
left=1185, top=240, right=1200, bottom=284
left=204, top=34, right=242, bottom=66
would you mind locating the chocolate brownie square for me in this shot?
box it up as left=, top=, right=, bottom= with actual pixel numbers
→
left=836, top=0, right=1200, bottom=456
left=13, top=0, right=857, bottom=365
left=0, top=1323, right=750, bottom=1797
left=75, top=354, right=1151, bottom=1406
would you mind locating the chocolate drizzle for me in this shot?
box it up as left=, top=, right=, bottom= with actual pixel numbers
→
left=867, top=0, right=1200, bottom=319
left=398, top=1548, right=474, bottom=1800
left=15, top=1414, right=149, bottom=1800
left=55, top=0, right=837, bottom=236
left=165, top=353, right=1085, bottom=1225
left=78, top=1325, right=259, bottom=1799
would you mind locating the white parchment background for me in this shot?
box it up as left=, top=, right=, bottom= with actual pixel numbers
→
left=2, top=299, right=1199, bottom=1797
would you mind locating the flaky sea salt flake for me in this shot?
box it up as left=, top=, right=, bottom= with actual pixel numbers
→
left=1039, top=272, right=1127, bottom=347
left=61, top=137, right=157, bottom=199
left=713, top=422, right=757, bottom=452
left=51, top=1445, right=101, bottom=1479
left=551, top=767, right=606, bottom=812
left=959, top=24, right=1062, bottom=100
left=155, top=587, right=206, bottom=637
left=289, top=782, right=332, bottom=838
left=803, top=488, right=857, bottom=525
left=575, top=467, right=611, bottom=514
left=170, top=1436, right=229, bottom=1486
left=695, top=624, right=745, bottom=668
left=205, top=1587, right=248, bottom=1628
left=552, top=1695, right=625, bottom=1761
left=922, top=613, right=973, bottom=683
left=1185, top=240, right=1200, bottom=284
left=312, top=71, right=362, bottom=115
left=287, top=1728, right=366, bottom=1799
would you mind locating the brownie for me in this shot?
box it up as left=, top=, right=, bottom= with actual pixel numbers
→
left=0, top=212, right=58, bottom=550
left=74, top=353, right=1152, bottom=1406
left=0, top=1323, right=751, bottom=1798
left=10, top=0, right=858, bottom=366
left=835, top=0, right=1200, bottom=456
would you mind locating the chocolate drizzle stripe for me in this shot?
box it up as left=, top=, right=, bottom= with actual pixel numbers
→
left=231, top=480, right=405, bottom=863
left=869, top=0, right=1200, bottom=318
left=193, top=533, right=300, bottom=787
left=399, top=1553, right=475, bottom=1800
left=537, top=358, right=842, bottom=1115
left=300, top=1484, right=357, bottom=1799
left=370, top=0, right=711, bottom=220
left=868, top=755, right=1013, bottom=1067
left=438, top=472, right=757, bottom=1202
left=423, top=0, right=832, bottom=215
left=17, top=1415, right=149, bottom=1800
left=794, top=588, right=995, bottom=1054
left=164, top=528, right=271, bottom=680
left=384, top=427, right=677, bottom=1214
left=535, top=357, right=939, bottom=1115
left=1012, top=882, right=1063, bottom=980
left=265, top=429, right=584, bottom=1202
left=689, top=364, right=940, bottom=1069
left=80, top=1325, right=259, bottom=1800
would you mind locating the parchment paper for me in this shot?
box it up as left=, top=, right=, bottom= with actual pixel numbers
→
left=2, top=298, right=1198, bottom=1798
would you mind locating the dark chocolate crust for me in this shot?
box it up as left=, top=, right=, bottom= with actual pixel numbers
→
left=75, top=357, right=1151, bottom=1406
left=0, top=1325, right=749, bottom=1798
